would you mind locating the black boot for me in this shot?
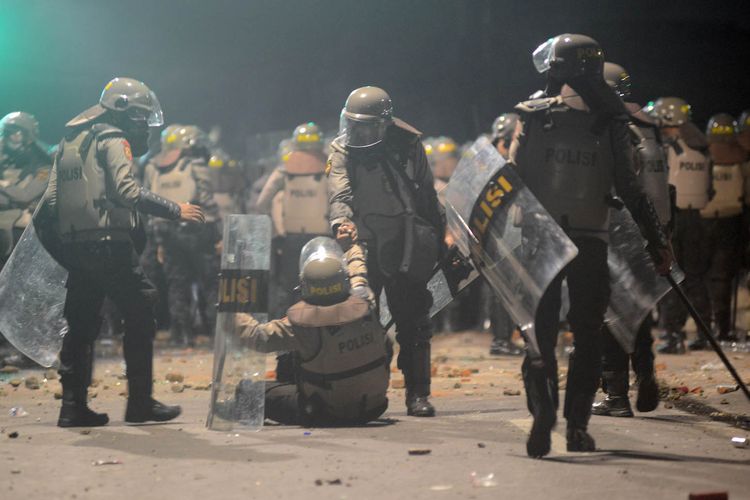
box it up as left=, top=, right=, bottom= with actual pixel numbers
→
left=402, top=343, right=435, bottom=417
left=489, top=338, right=523, bottom=356
left=657, top=331, right=686, bottom=354
left=591, top=371, right=633, bottom=417
left=565, top=394, right=596, bottom=452
left=57, top=384, right=109, bottom=428
left=635, top=373, right=659, bottom=413
left=687, top=336, right=708, bottom=351
left=523, top=361, right=558, bottom=458
left=125, top=376, right=181, bottom=423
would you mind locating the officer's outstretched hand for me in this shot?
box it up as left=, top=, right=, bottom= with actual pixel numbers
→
left=179, top=203, right=205, bottom=223
left=336, top=221, right=358, bottom=251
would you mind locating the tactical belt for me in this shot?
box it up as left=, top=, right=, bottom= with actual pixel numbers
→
left=297, top=356, right=388, bottom=389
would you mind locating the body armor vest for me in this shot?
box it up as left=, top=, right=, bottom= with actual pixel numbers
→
left=666, top=137, right=710, bottom=209
left=282, top=172, right=329, bottom=234
left=288, top=296, right=389, bottom=421
left=521, top=106, right=614, bottom=239
left=700, top=163, right=743, bottom=218
left=56, top=126, right=133, bottom=240
left=148, top=157, right=198, bottom=204
left=630, top=124, right=671, bottom=226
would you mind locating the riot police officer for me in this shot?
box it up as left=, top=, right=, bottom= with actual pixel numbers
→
left=592, top=62, right=670, bottom=418
left=487, top=114, right=524, bottom=356
left=256, top=123, right=330, bottom=317
left=652, top=97, right=713, bottom=353
left=510, top=35, right=671, bottom=456
left=328, top=87, right=444, bottom=417
left=0, top=112, right=52, bottom=267
left=235, top=237, right=389, bottom=425
left=35, top=77, right=205, bottom=427
left=692, top=113, right=747, bottom=346
left=143, top=125, right=220, bottom=345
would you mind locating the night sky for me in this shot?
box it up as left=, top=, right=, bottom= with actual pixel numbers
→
left=1, top=0, right=749, bottom=158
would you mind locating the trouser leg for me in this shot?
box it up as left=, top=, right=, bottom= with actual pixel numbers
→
left=264, top=382, right=300, bottom=425
left=163, top=237, right=193, bottom=343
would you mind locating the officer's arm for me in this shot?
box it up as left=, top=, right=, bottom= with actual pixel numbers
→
left=611, top=118, right=668, bottom=249
left=413, top=140, right=446, bottom=236
left=236, top=313, right=302, bottom=353
left=254, top=167, right=285, bottom=214
left=1, top=168, right=50, bottom=205
left=327, top=152, right=355, bottom=232
left=100, top=138, right=181, bottom=220
left=192, top=160, right=221, bottom=223
left=507, top=117, right=530, bottom=176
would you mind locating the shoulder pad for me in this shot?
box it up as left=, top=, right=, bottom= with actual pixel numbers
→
left=329, top=136, right=348, bottom=155
left=91, top=123, right=125, bottom=140
left=392, top=118, right=422, bottom=137
left=514, top=97, right=559, bottom=114
left=287, top=296, right=370, bottom=327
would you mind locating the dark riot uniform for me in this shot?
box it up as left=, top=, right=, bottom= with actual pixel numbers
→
left=236, top=243, right=389, bottom=425
left=511, top=94, right=667, bottom=444
left=38, top=122, right=183, bottom=416
left=327, top=119, right=444, bottom=413
left=597, top=102, right=671, bottom=415
left=144, top=153, right=220, bottom=344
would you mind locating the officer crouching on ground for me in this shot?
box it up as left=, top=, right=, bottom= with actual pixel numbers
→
left=35, top=77, right=205, bottom=427
left=235, top=236, right=389, bottom=426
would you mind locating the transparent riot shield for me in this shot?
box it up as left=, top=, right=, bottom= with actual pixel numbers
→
left=444, top=137, right=579, bottom=360
left=0, top=221, right=68, bottom=367
left=207, top=214, right=270, bottom=432
left=605, top=208, right=684, bottom=353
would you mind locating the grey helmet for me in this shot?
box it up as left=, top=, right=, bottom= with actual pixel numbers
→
left=160, top=124, right=184, bottom=152
left=652, top=97, right=691, bottom=127
left=603, top=62, right=632, bottom=99
left=532, top=34, right=604, bottom=81
left=67, top=77, right=164, bottom=128
left=339, top=86, right=394, bottom=148
left=490, top=113, right=520, bottom=145
left=0, top=111, right=40, bottom=152
left=298, top=237, right=350, bottom=306
left=738, top=110, right=750, bottom=151
left=706, top=113, right=738, bottom=143
left=292, top=122, right=324, bottom=151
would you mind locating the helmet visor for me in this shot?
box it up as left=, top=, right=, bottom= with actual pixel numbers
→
left=532, top=37, right=557, bottom=74
left=340, top=110, right=388, bottom=148
left=299, top=236, right=345, bottom=273
left=127, top=91, right=164, bottom=127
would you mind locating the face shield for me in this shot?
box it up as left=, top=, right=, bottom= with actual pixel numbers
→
left=340, top=109, right=389, bottom=149
left=532, top=37, right=557, bottom=74
left=298, top=237, right=345, bottom=276
left=2, top=126, right=26, bottom=151
left=127, top=91, right=164, bottom=127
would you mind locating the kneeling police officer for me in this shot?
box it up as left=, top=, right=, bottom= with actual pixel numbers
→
left=236, top=237, right=389, bottom=426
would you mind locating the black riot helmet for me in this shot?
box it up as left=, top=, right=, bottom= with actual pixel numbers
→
left=533, top=34, right=604, bottom=83
left=603, top=62, right=632, bottom=100
left=706, top=113, right=738, bottom=144
left=339, top=86, right=394, bottom=148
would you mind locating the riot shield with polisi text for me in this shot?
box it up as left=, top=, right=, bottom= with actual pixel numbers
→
left=0, top=221, right=68, bottom=367
left=444, top=137, right=579, bottom=360
left=207, top=214, right=270, bottom=431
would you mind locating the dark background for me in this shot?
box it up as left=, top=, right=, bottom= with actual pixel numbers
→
left=1, top=0, right=748, bottom=158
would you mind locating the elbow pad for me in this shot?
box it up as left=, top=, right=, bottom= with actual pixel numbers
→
left=136, top=188, right=181, bottom=220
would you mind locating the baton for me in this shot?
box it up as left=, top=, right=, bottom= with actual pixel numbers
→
left=665, top=273, right=750, bottom=402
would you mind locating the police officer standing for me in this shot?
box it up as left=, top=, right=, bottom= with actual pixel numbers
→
left=0, top=112, right=52, bottom=267
left=652, top=97, right=713, bottom=353
left=236, top=237, right=389, bottom=425
left=328, top=87, right=444, bottom=417
left=487, top=113, right=524, bottom=356
left=256, top=123, right=330, bottom=316
left=143, top=125, right=220, bottom=345
left=35, top=78, right=205, bottom=427
left=510, top=35, right=671, bottom=456
left=692, top=113, right=747, bottom=346
left=592, top=63, right=670, bottom=417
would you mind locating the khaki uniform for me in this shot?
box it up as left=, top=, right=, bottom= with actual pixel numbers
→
left=237, top=244, right=388, bottom=424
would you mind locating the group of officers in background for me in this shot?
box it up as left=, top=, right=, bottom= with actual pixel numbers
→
left=1, top=32, right=750, bottom=457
